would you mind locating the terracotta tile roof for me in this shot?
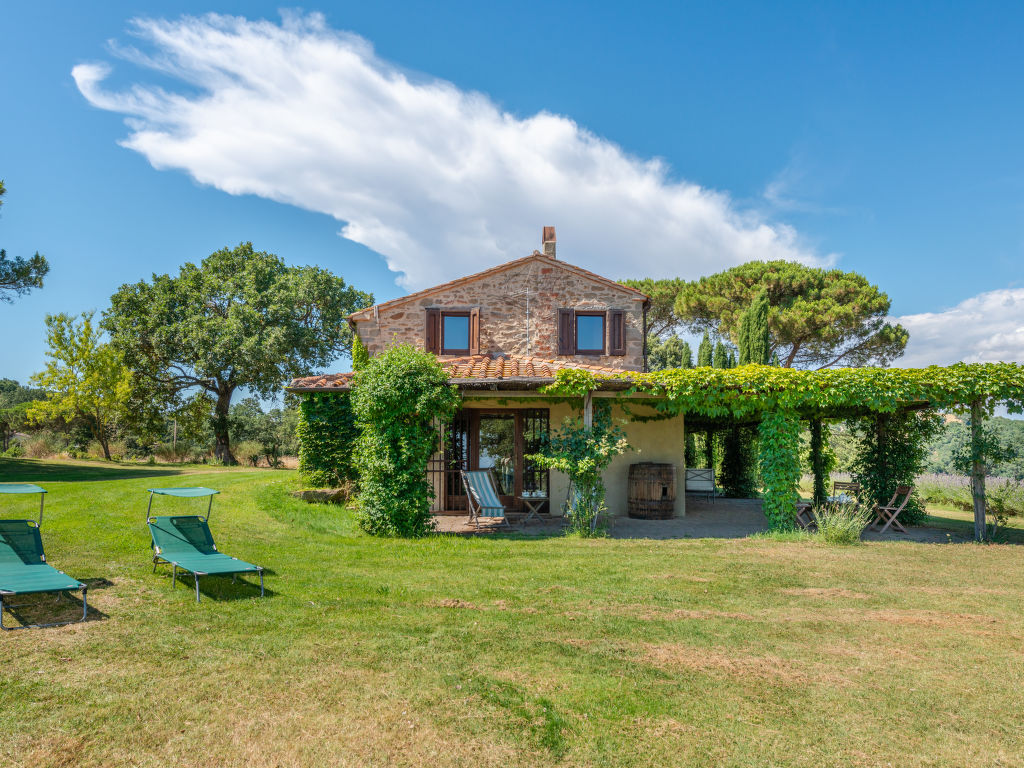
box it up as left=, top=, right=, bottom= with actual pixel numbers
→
left=439, top=354, right=624, bottom=379
left=287, top=354, right=632, bottom=391
left=348, top=252, right=648, bottom=321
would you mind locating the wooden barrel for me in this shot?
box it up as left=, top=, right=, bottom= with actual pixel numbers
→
left=627, top=462, right=676, bottom=519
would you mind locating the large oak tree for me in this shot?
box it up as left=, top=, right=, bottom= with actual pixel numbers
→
left=103, top=243, right=372, bottom=463
left=676, top=261, right=908, bottom=368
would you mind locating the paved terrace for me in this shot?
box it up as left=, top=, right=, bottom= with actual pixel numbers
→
left=433, top=497, right=969, bottom=543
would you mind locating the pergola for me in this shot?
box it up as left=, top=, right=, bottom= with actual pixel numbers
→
left=547, top=362, right=1024, bottom=539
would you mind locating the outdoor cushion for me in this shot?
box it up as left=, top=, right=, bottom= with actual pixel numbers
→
left=0, top=519, right=84, bottom=595
left=148, top=516, right=261, bottom=575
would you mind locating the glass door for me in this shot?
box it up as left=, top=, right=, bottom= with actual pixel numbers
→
left=477, top=414, right=516, bottom=498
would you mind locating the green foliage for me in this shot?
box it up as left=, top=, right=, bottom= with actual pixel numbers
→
left=0, top=379, right=47, bottom=451
left=229, top=397, right=298, bottom=467
left=351, top=333, right=370, bottom=371
left=647, top=335, right=692, bottom=371
left=28, top=311, right=132, bottom=461
left=676, top=260, right=909, bottom=368
left=696, top=332, right=713, bottom=367
left=351, top=344, right=461, bottom=537
left=0, top=179, right=49, bottom=302
left=737, top=289, right=771, bottom=365
left=847, top=410, right=943, bottom=525
left=813, top=501, right=872, bottom=544
left=297, top=392, right=359, bottom=487
left=949, top=415, right=1017, bottom=478
left=926, top=416, right=1024, bottom=479
left=719, top=426, right=757, bottom=498
left=528, top=403, right=630, bottom=537
left=103, top=242, right=372, bottom=463
left=620, top=277, right=687, bottom=337
left=758, top=410, right=802, bottom=529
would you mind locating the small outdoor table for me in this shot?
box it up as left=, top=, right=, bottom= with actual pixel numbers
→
left=518, top=496, right=548, bottom=525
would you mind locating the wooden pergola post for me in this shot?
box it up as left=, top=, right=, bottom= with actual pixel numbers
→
left=970, top=399, right=987, bottom=542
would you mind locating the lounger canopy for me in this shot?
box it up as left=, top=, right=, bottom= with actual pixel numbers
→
left=0, top=483, right=88, bottom=630
left=0, top=483, right=47, bottom=494
left=147, top=487, right=219, bottom=498
left=145, top=487, right=264, bottom=602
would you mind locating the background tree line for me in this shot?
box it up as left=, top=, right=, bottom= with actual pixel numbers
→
left=3, top=242, right=371, bottom=465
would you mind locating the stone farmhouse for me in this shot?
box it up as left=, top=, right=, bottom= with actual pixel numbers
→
left=289, top=228, right=688, bottom=520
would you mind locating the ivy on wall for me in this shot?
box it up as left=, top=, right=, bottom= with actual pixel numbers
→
left=297, top=391, right=358, bottom=488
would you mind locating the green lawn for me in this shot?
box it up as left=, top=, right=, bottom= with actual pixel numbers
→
left=2, top=459, right=1024, bottom=767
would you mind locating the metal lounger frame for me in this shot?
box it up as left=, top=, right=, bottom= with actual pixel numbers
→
left=0, top=584, right=88, bottom=631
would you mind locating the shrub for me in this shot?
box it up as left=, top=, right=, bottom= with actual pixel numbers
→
left=351, top=344, right=461, bottom=537
left=234, top=440, right=265, bottom=467
left=2, top=441, right=24, bottom=458
left=813, top=502, right=872, bottom=544
left=528, top=402, right=630, bottom=537
left=20, top=429, right=68, bottom=458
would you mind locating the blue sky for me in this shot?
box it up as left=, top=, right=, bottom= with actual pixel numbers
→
left=2, top=1, right=1023, bottom=389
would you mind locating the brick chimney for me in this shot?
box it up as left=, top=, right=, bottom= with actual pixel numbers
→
left=542, top=226, right=556, bottom=258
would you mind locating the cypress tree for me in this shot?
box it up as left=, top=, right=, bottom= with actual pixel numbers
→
left=738, top=289, right=771, bottom=365
left=728, top=350, right=737, bottom=368
left=680, top=341, right=694, bottom=369
left=697, top=332, right=713, bottom=367
left=713, top=341, right=729, bottom=369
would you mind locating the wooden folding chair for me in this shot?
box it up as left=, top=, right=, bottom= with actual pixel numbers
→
left=870, top=485, right=913, bottom=534
left=794, top=502, right=816, bottom=530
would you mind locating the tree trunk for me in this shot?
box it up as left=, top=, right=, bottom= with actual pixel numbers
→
left=971, top=400, right=986, bottom=542
left=213, top=386, right=236, bottom=465
left=101, top=438, right=111, bottom=461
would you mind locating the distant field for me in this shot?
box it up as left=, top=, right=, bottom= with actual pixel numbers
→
left=2, top=458, right=1023, bottom=767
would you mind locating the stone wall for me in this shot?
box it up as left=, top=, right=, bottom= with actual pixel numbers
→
left=354, top=255, right=647, bottom=371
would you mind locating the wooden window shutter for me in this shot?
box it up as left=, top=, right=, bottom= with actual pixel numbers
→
left=469, top=307, right=481, bottom=355
left=557, top=309, right=575, bottom=355
left=608, top=309, right=626, bottom=355
left=424, top=308, right=440, bottom=354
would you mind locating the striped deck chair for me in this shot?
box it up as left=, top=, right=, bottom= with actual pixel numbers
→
left=461, top=470, right=511, bottom=529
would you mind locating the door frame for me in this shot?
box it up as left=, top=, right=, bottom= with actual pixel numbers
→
left=440, top=407, right=549, bottom=513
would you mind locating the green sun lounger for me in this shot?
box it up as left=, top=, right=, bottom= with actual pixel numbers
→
left=0, top=483, right=88, bottom=630
left=146, top=487, right=264, bottom=602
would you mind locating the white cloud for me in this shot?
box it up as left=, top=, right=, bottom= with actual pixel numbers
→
left=73, top=12, right=831, bottom=290
left=896, top=288, right=1024, bottom=366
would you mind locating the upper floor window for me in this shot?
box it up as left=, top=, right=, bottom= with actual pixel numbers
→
left=425, top=307, right=480, bottom=356
left=574, top=312, right=606, bottom=355
left=442, top=312, right=470, bottom=355
left=557, top=308, right=626, bottom=356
